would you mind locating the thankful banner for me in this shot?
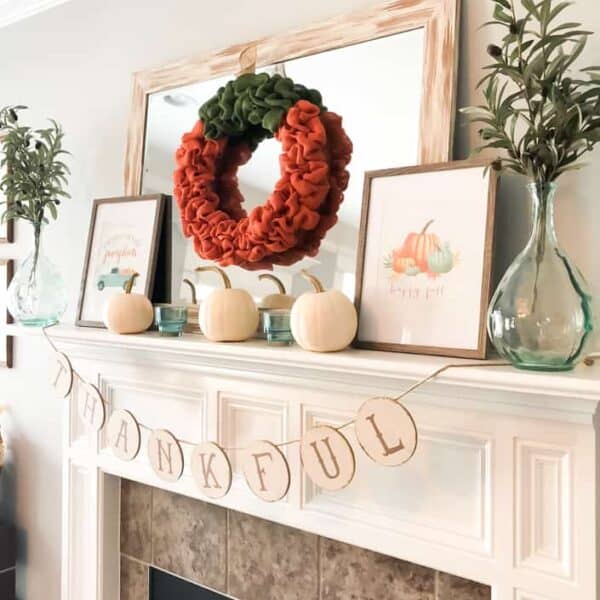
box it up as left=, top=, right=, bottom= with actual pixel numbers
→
left=44, top=327, right=511, bottom=503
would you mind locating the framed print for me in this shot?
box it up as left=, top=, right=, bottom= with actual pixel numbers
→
left=0, top=259, right=14, bottom=368
left=355, top=160, right=497, bottom=359
left=77, top=194, right=168, bottom=328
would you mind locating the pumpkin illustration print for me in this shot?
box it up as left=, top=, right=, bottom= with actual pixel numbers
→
left=383, top=219, right=458, bottom=279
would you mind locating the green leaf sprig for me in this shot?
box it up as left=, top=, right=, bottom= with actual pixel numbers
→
left=0, top=105, right=71, bottom=230
left=463, top=0, right=600, bottom=183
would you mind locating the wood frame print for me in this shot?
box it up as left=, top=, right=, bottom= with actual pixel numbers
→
left=124, top=0, right=460, bottom=194
left=355, top=160, right=497, bottom=359
left=76, top=195, right=167, bottom=328
left=0, top=259, right=14, bottom=368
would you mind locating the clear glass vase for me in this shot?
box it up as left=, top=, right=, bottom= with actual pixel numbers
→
left=7, top=225, right=67, bottom=327
left=488, top=182, right=594, bottom=371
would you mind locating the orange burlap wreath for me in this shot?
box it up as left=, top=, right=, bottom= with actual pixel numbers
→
left=173, top=99, right=352, bottom=270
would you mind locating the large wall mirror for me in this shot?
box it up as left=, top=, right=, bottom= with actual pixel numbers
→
left=125, top=0, right=459, bottom=304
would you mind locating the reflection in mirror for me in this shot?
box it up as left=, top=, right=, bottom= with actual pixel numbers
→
left=142, top=29, right=425, bottom=305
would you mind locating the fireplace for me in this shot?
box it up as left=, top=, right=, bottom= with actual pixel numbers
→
left=121, top=479, right=491, bottom=599
left=150, top=568, right=233, bottom=600
left=54, top=326, right=598, bottom=600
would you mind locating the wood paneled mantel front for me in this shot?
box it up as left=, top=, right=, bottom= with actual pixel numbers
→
left=30, top=325, right=598, bottom=600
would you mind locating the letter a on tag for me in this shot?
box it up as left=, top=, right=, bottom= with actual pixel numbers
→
left=355, top=397, right=418, bottom=466
left=107, top=409, right=141, bottom=461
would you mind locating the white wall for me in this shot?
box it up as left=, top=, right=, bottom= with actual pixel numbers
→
left=0, top=0, right=598, bottom=597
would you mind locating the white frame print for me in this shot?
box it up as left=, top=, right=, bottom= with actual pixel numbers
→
left=76, top=195, right=166, bottom=328
left=355, top=160, right=497, bottom=359
left=0, top=259, right=14, bottom=368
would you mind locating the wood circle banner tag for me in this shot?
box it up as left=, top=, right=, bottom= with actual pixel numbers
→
left=78, top=382, right=106, bottom=432
left=355, top=397, right=418, bottom=467
left=148, top=429, right=184, bottom=482
left=300, top=425, right=355, bottom=491
left=242, top=440, right=290, bottom=502
left=51, top=352, right=73, bottom=398
left=107, top=410, right=141, bottom=461
left=191, top=441, right=232, bottom=499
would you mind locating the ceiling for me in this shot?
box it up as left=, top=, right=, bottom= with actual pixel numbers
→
left=0, top=0, right=71, bottom=29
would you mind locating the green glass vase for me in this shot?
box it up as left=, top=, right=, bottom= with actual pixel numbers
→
left=7, top=225, right=67, bottom=327
left=487, top=182, right=594, bottom=371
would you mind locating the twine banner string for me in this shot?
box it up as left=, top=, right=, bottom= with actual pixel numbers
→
left=42, top=325, right=600, bottom=453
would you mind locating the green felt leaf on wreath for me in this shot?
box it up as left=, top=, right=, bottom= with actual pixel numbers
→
left=263, top=108, right=285, bottom=132
left=199, top=73, right=327, bottom=149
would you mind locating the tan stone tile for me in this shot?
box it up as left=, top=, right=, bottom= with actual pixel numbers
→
left=436, top=572, right=491, bottom=600
left=320, top=537, right=435, bottom=600
left=121, top=556, right=148, bottom=600
left=151, top=488, right=227, bottom=592
left=228, top=510, right=318, bottom=600
left=120, top=479, right=152, bottom=562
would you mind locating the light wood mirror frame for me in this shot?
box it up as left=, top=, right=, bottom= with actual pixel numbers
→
left=124, top=0, right=460, bottom=195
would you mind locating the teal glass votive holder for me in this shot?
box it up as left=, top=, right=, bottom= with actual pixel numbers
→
left=154, top=305, right=188, bottom=337
left=263, top=309, right=293, bottom=346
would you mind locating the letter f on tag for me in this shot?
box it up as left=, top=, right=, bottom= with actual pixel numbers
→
left=252, top=452, right=273, bottom=491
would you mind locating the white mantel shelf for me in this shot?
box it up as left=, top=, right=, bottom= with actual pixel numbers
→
left=12, top=322, right=600, bottom=424
left=13, top=322, right=599, bottom=600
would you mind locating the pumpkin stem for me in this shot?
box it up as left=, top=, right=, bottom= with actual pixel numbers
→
left=195, top=266, right=232, bottom=289
left=183, top=278, right=198, bottom=304
left=124, top=272, right=139, bottom=295
left=301, top=270, right=325, bottom=293
left=420, top=219, right=435, bottom=234
left=259, top=273, right=286, bottom=294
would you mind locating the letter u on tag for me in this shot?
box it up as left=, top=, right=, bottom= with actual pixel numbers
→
left=300, top=425, right=355, bottom=491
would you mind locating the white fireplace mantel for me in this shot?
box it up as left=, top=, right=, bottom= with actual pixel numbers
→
left=26, top=325, right=599, bottom=600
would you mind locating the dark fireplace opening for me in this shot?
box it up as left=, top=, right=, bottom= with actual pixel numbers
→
left=149, top=567, right=233, bottom=600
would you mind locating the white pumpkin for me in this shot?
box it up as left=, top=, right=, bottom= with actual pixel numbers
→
left=258, top=274, right=295, bottom=309
left=196, top=266, right=258, bottom=342
left=290, top=270, right=357, bottom=352
left=103, top=273, right=153, bottom=334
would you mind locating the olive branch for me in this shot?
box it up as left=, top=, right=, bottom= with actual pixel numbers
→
left=462, top=0, right=600, bottom=184
left=0, top=105, right=70, bottom=231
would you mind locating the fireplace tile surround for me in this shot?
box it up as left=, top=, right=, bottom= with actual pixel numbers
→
left=120, top=480, right=491, bottom=600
